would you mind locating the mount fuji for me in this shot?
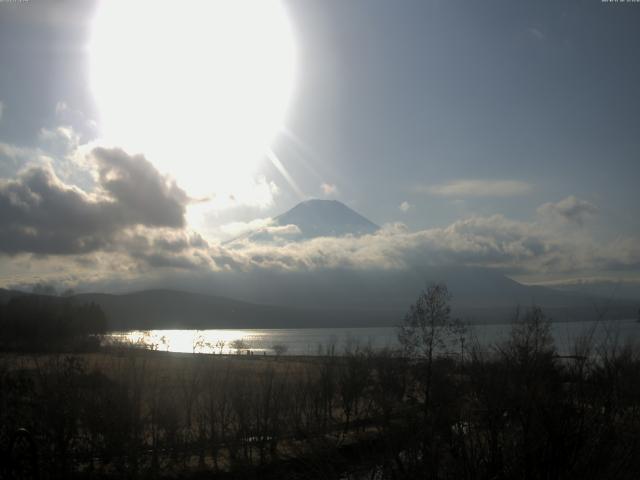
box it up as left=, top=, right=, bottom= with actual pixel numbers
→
left=231, top=199, right=379, bottom=244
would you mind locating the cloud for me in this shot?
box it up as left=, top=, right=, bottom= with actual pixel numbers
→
left=321, top=182, right=338, bottom=196
left=219, top=218, right=274, bottom=237
left=0, top=143, right=29, bottom=161
left=55, top=101, right=68, bottom=117
left=0, top=148, right=188, bottom=255
left=243, top=224, right=303, bottom=243
left=53, top=101, right=99, bottom=142
left=0, top=142, right=36, bottom=176
left=92, top=147, right=188, bottom=228
left=422, top=179, right=533, bottom=197
left=120, top=228, right=213, bottom=271
left=224, top=222, right=304, bottom=246
left=211, top=214, right=556, bottom=273
left=399, top=201, right=412, bottom=212
left=38, top=126, right=81, bottom=158
left=537, top=196, right=598, bottom=225
left=1, top=123, right=95, bottom=184
left=3, top=209, right=639, bottom=291
left=211, top=203, right=638, bottom=276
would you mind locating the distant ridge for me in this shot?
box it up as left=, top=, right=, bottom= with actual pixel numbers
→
left=1, top=287, right=393, bottom=330
left=2, top=273, right=637, bottom=331
left=72, top=289, right=395, bottom=330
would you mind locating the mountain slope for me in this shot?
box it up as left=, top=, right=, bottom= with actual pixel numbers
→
left=273, top=199, right=379, bottom=239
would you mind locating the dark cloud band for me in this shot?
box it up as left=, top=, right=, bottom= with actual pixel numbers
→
left=0, top=148, right=188, bottom=255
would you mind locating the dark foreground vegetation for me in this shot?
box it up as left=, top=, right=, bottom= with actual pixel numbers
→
left=0, top=296, right=107, bottom=352
left=1, top=286, right=640, bottom=479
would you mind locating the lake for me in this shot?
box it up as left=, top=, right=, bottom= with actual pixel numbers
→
left=104, top=318, right=640, bottom=356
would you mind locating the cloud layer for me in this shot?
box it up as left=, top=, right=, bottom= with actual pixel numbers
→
left=537, top=195, right=598, bottom=225
left=423, top=179, right=533, bottom=197
left=0, top=145, right=637, bottom=290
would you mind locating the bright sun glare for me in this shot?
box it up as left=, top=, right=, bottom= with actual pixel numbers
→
left=90, top=0, right=296, bottom=199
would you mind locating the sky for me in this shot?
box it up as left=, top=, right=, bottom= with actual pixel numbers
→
left=0, top=0, right=639, bottom=293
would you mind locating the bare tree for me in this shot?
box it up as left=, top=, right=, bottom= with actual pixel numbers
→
left=230, top=338, right=249, bottom=355
left=214, top=339, right=226, bottom=355
left=397, top=283, right=465, bottom=476
left=398, top=284, right=465, bottom=400
left=271, top=343, right=288, bottom=357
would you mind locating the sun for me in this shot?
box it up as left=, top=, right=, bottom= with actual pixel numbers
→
left=89, top=0, right=296, bottom=198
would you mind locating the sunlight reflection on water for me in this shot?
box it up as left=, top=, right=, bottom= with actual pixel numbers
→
left=104, top=319, right=640, bottom=356
left=106, top=329, right=273, bottom=355
left=105, top=327, right=396, bottom=356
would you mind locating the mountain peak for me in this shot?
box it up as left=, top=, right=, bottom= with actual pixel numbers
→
left=226, top=199, right=380, bottom=244
left=273, top=199, right=379, bottom=240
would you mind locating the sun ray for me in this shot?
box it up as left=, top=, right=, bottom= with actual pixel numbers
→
left=282, top=127, right=322, bottom=161
left=279, top=128, right=324, bottom=182
left=281, top=126, right=340, bottom=188
left=266, top=148, right=305, bottom=199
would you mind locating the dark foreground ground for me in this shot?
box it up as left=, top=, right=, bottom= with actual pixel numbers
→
left=2, top=315, right=640, bottom=479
